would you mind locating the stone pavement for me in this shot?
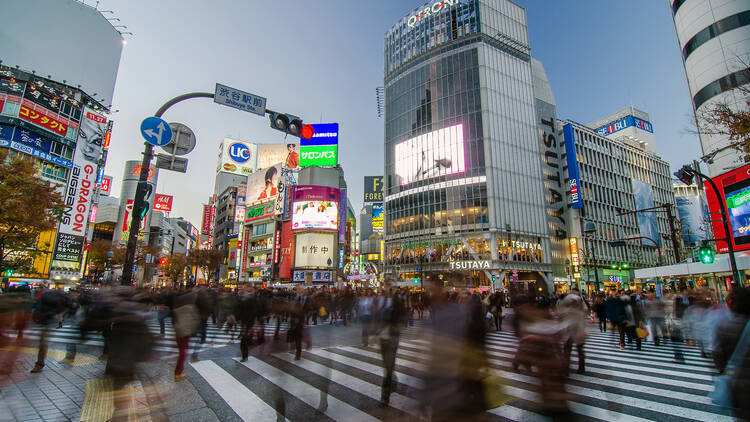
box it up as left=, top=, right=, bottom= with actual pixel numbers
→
left=0, top=343, right=225, bottom=422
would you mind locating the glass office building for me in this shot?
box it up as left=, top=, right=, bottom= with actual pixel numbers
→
left=383, top=0, right=552, bottom=290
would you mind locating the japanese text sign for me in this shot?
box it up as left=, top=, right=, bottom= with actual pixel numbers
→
left=214, top=83, right=266, bottom=116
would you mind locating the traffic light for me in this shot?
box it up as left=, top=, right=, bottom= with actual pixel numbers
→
left=492, top=274, right=496, bottom=282
left=159, top=257, right=167, bottom=266
left=698, top=242, right=714, bottom=263
left=413, top=277, right=419, bottom=285
left=269, top=113, right=311, bottom=138
left=674, top=166, right=695, bottom=185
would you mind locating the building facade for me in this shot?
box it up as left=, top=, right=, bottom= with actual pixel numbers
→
left=670, top=0, right=750, bottom=176
left=383, top=0, right=552, bottom=290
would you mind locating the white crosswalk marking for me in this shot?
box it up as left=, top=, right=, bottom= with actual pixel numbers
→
left=184, top=325, right=733, bottom=421
left=14, top=316, right=292, bottom=354
left=192, top=360, right=286, bottom=422
left=236, top=356, right=380, bottom=422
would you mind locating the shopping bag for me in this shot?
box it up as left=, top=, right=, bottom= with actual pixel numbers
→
left=636, top=327, right=649, bottom=339
left=483, top=374, right=511, bottom=409
left=318, top=306, right=327, bottom=317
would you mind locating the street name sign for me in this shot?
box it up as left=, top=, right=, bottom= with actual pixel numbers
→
left=214, top=83, right=266, bottom=116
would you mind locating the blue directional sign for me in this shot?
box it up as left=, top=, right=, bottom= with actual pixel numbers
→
left=140, top=117, right=173, bottom=146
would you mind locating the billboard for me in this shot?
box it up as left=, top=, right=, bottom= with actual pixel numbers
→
left=100, top=176, right=112, bottom=196
left=631, top=179, right=661, bottom=247
left=708, top=165, right=750, bottom=252
left=245, top=201, right=275, bottom=222
left=257, top=143, right=300, bottom=170
left=562, top=124, right=583, bottom=209
left=294, top=232, right=336, bottom=268
left=394, top=124, right=465, bottom=185
left=594, top=115, right=654, bottom=137
left=217, top=138, right=257, bottom=175
left=154, top=194, right=173, bottom=212
left=364, top=176, right=384, bottom=202
left=291, top=186, right=340, bottom=231
left=201, top=205, right=213, bottom=234
left=246, top=163, right=282, bottom=203
left=0, top=124, right=72, bottom=168
left=676, top=195, right=709, bottom=246
left=300, top=123, right=338, bottom=167
left=726, top=179, right=750, bottom=246
left=53, top=107, right=107, bottom=264
left=372, top=203, right=384, bottom=233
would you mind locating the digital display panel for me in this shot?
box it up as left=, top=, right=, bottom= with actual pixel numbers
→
left=725, top=177, right=750, bottom=245
left=292, top=186, right=340, bottom=231
left=394, top=124, right=465, bottom=185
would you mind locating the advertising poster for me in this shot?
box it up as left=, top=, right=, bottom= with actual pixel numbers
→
left=300, top=123, right=338, bottom=167
left=201, top=204, right=213, bottom=234
left=0, top=124, right=72, bottom=168
left=100, top=176, right=112, bottom=196
left=631, top=179, right=661, bottom=246
left=394, top=124, right=465, bottom=185
left=53, top=107, right=106, bottom=264
left=257, top=143, right=300, bottom=170
left=364, top=176, right=383, bottom=202
left=676, top=195, right=709, bottom=246
left=372, top=203, right=384, bottom=233
left=153, top=194, right=173, bottom=212
left=725, top=176, right=750, bottom=246
left=292, top=186, right=340, bottom=231
left=246, top=163, right=282, bottom=203
left=245, top=201, right=275, bottom=222
left=294, top=232, right=335, bottom=268
left=562, top=123, right=584, bottom=209
left=217, top=138, right=257, bottom=175
left=339, top=189, right=347, bottom=242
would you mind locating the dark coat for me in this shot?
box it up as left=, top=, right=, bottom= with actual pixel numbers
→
left=604, top=297, right=626, bottom=324
left=713, top=315, right=750, bottom=420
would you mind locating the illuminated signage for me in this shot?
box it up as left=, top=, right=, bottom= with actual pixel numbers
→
left=407, top=0, right=461, bottom=28
left=569, top=238, right=580, bottom=267
left=594, top=115, right=654, bottom=137
left=100, top=176, right=112, bottom=195
left=367, top=253, right=380, bottom=261
left=154, top=194, right=173, bottom=212
left=563, top=123, right=583, bottom=209
left=300, top=123, right=338, bottom=167
left=364, top=176, right=383, bottom=202
left=449, top=260, right=490, bottom=270
left=246, top=201, right=275, bottom=222
left=394, top=124, right=465, bottom=185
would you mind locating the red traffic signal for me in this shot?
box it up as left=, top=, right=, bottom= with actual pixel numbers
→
left=300, top=124, right=315, bottom=140
left=159, top=258, right=167, bottom=265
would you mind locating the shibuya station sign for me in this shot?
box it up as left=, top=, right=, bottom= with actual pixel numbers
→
left=449, top=260, right=491, bottom=270
left=408, top=0, right=462, bottom=28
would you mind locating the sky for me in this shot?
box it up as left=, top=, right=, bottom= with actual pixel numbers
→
left=93, top=0, right=699, bottom=229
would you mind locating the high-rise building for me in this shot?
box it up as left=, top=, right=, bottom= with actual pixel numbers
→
left=0, top=0, right=124, bottom=284
left=670, top=0, right=750, bottom=176
left=383, top=0, right=551, bottom=289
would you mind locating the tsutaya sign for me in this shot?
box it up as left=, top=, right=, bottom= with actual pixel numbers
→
left=407, top=0, right=462, bottom=28
left=449, top=260, right=490, bottom=270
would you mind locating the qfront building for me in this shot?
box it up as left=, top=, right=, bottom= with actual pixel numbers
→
left=383, top=0, right=552, bottom=290
left=671, top=0, right=750, bottom=176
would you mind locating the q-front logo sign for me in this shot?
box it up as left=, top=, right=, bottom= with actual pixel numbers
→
left=449, top=260, right=491, bottom=270
left=408, top=0, right=461, bottom=28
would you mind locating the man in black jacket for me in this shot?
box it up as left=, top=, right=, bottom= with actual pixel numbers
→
left=713, top=287, right=750, bottom=420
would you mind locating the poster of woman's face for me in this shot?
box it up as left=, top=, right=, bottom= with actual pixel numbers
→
left=76, top=109, right=106, bottom=164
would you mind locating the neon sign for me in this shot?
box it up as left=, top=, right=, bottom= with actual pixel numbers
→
left=407, top=0, right=460, bottom=28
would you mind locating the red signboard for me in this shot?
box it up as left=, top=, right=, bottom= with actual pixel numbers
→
left=201, top=205, right=212, bottom=234
left=0, top=99, right=4, bottom=114
left=17, top=104, right=68, bottom=136
left=154, top=194, right=173, bottom=212
left=279, top=221, right=294, bottom=279
left=705, top=164, right=750, bottom=253
left=100, top=176, right=112, bottom=195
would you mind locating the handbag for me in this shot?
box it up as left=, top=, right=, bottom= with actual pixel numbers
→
left=483, top=374, right=511, bottom=410
left=636, top=327, right=649, bottom=339
left=709, top=320, right=750, bottom=407
left=173, top=304, right=200, bottom=338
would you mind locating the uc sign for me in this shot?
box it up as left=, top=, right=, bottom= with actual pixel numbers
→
left=228, top=142, right=252, bottom=163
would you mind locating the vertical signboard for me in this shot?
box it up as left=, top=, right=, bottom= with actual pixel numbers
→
left=339, top=189, right=347, bottom=243
left=53, top=107, right=107, bottom=264
left=372, top=203, right=384, bottom=233
left=100, top=176, right=112, bottom=196
left=364, top=176, right=383, bottom=202
left=279, top=221, right=294, bottom=279
left=201, top=205, right=213, bottom=234
left=562, top=123, right=583, bottom=209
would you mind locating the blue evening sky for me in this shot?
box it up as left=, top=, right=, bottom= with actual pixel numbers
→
left=95, top=0, right=697, bottom=227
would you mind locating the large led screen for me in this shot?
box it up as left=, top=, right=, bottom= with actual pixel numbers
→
left=394, top=124, right=465, bottom=185
left=725, top=177, right=750, bottom=246
left=292, top=186, right=340, bottom=231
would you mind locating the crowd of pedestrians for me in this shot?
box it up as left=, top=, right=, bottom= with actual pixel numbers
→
left=0, top=281, right=749, bottom=419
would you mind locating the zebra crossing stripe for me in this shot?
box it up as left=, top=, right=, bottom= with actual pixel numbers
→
left=236, top=356, right=380, bottom=422
left=274, top=352, right=418, bottom=413
left=191, top=360, right=285, bottom=422
left=307, top=349, right=424, bottom=389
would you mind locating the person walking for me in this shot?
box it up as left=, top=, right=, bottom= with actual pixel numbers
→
left=172, top=289, right=199, bottom=381
left=375, top=290, right=404, bottom=404
left=604, top=292, right=627, bottom=349
left=30, top=286, right=66, bottom=373
left=593, top=294, right=607, bottom=332
left=560, top=289, right=587, bottom=374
